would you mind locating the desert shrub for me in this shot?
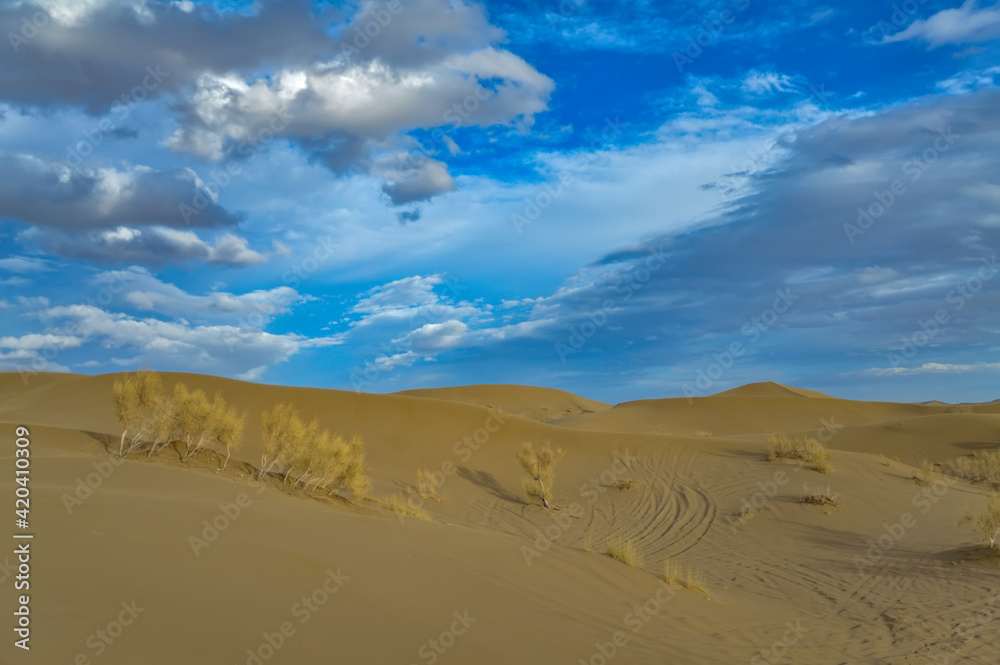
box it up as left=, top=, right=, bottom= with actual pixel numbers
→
left=768, top=434, right=834, bottom=473
left=663, top=559, right=707, bottom=594
left=517, top=441, right=565, bottom=508
left=695, top=430, right=712, bottom=438
left=173, top=386, right=229, bottom=462
left=800, top=484, right=840, bottom=507
left=914, top=459, right=938, bottom=486
left=378, top=494, right=431, bottom=520
left=213, top=406, right=245, bottom=470
left=259, top=402, right=304, bottom=481
left=258, top=403, right=369, bottom=498
left=942, top=450, right=1000, bottom=485
left=945, top=405, right=974, bottom=414
left=112, top=369, right=164, bottom=457
left=605, top=537, right=644, bottom=569
left=959, top=492, right=1000, bottom=552
left=616, top=479, right=637, bottom=491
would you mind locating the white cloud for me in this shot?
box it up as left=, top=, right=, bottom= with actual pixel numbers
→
left=881, top=1, right=1000, bottom=47
left=741, top=70, right=796, bottom=95
left=36, top=304, right=342, bottom=376
left=866, top=361, right=1000, bottom=376
left=27, top=227, right=266, bottom=267
left=0, top=256, right=53, bottom=273
left=104, top=268, right=306, bottom=324
left=0, top=155, right=239, bottom=230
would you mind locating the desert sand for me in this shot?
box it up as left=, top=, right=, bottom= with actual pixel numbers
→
left=1, top=372, right=998, bottom=664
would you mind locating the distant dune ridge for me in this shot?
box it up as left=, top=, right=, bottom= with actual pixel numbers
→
left=1, top=372, right=998, bottom=664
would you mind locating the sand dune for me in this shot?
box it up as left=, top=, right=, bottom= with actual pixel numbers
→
left=1, top=372, right=998, bottom=664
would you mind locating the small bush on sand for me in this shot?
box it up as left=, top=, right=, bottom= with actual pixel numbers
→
left=768, top=434, right=834, bottom=473
left=914, top=460, right=939, bottom=486
left=378, top=494, right=431, bottom=521
left=800, top=484, right=840, bottom=507
left=616, top=479, right=637, bottom=490
left=695, top=430, right=712, bottom=438
left=258, top=403, right=370, bottom=498
left=959, top=492, right=1000, bottom=553
left=663, top=559, right=707, bottom=594
left=945, top=405, right=974, bottom=414
left=943, top=450, right=1000, bottom=485
left=112, top=369, right=164, bottom=457
left=605, top=538, right=644, bottom=569
left=517, top=441, right=565, bottom=508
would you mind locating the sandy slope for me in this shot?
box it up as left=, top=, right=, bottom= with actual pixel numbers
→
left=0, top=373, right=998, bottom=664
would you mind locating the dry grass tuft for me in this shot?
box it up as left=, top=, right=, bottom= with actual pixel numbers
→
left=768, top=434, right=834, bottom=473
left=416, top=468, right=442, bottom=502
left=377, top=494, right=431, bottom=521
left=616, top=479, right=637, bottom=491
left=942, top=450, right=1000, bottom=485
left=663, top=559, right=708, bottom=594
left=695, top=430, right=712, bottom=438
left=959, top=492, right=1000, bottom=552
left=605, top=538, right=644, bottom=569
left=800, top=484, right=840, bottom=507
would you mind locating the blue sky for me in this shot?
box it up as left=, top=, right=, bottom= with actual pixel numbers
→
left=1, top=0, right=1000, bottom=403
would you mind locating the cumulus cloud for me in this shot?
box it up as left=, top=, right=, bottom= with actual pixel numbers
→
left=161, top=1, right=553, bottom=204
left=89, top=267, right=307, bottom=324
left=19, top=303, right=342, bottom=378
left=24, top=226, right=265, bottom=266
left=380, top=158, right=456, bottom=204
left=880, top=1, right=1000, bottom=48
left=0, top=154, right=240, bottom=229
left=0, top=0, right=333, bottom=112
left=2, top=0, right=553, bottom=208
